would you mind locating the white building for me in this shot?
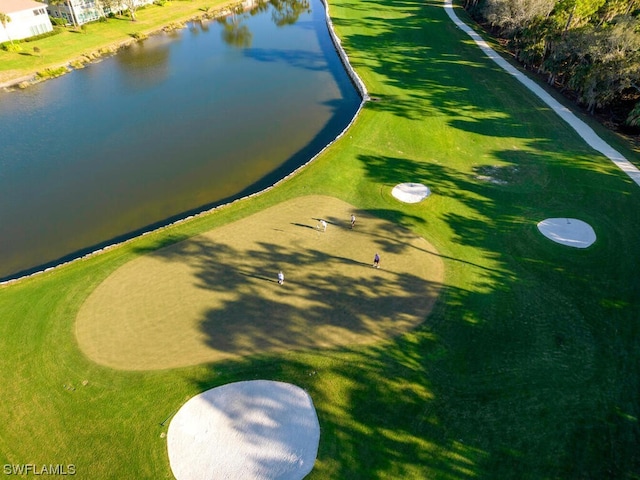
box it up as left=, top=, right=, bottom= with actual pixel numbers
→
left=45, top=0, right=102, bottom=26
left=0, top=0, right=53, bottom=42
left=45, top=0, right=155, bottom=26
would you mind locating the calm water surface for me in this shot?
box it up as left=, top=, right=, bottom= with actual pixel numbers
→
left=0, top=0, right=360, bottom=280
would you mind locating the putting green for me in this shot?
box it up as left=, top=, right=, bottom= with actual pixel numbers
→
left=76, top=196, right=444, bottom=370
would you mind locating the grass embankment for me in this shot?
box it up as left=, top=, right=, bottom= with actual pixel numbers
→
left=1, top=0, right=640, bottom=479
left=0, top=0, right=237, bottom=87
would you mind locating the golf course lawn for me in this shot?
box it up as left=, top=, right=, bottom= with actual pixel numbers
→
left=0, top=0, right=239, bottom=87
left=76, top=196, right=444, bottom=370
left=1, top=0, right=640, bottom=478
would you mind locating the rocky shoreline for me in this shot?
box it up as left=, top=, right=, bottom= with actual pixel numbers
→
left=0, top=0, right=368, bottom=285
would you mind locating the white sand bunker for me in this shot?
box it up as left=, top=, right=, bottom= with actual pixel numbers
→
left=537, top=218, right=596, bottom=248
left=167, top=380, right=320, bottom=480
left=391, top=182, right=431, bottom=203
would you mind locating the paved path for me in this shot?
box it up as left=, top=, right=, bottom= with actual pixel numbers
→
left=443, top=0, right=640, bottom=188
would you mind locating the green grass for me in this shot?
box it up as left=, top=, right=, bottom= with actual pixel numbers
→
left=0, top=0, right=238, bottom=86
left=75, top=196, right=443, bottom=371
left=1, top=0, right=640, bottom=478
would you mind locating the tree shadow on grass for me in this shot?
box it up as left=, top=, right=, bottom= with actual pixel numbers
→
left=166, top=0, right=640, bottom=476
left=172, top=191, right=640, bottom=480
left=348, top=152, right=640, bottom=478
left=330, top=0, right=640, bottom=474
left=101, top=197, right=443, bottom=371
left=186, top=230, right=441, bottom=356
left=188, top=264, right=635, bottom=478
left=156, top=135, right=640, bottom=478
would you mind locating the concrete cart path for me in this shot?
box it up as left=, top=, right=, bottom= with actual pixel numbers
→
left=443, top=0, right=640, bottom=188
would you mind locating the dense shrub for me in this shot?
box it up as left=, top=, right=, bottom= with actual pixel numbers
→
left=1, top=43, right=22, bottom=52
left=466, top=0, right=640, bottom=133
left=49, top=17, right=66, bottom=26
left=22, top=28, right=62, bottom=42
left=36, top=66, right=68, bottom=79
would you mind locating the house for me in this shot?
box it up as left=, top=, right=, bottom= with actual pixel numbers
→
left=45, top=0, right=155, bottom=27
left=44, top=0, right=103, bottom=26
left=0, top=0, right=53, bottom=42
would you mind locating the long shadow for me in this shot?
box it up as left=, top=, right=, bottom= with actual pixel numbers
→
left=352, top=87, right=640, bottom=480
left=244, top=47, right=328, bottom=71
left=172, top=174, right=640, bottom=477
left=182, top=283, right=490, bottom=479
left=169, top=0, right=640, bottom=477
left=141, top=229, right=439, bottom=355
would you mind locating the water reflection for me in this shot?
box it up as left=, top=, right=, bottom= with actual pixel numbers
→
left=115, top=38, right=172, bottom=89
left=271, top=0, right=311, bottom=26
left=218, top=13, right=253, bottom=48
left=0, top=0, right=360, bottom=281
left=218, top=0, right=311, bottom=48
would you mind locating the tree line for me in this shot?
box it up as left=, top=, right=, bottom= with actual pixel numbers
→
left=464, top=0, right=640, bottom=133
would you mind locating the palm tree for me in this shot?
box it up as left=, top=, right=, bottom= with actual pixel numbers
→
left=121, top=0, right=139, bottom=21
left=48, top=0, right=78, bottom=28
left=0, top=12, right=13, bottom=45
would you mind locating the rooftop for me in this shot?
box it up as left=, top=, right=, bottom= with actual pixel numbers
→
left=0, top=0, right=48, bottom=14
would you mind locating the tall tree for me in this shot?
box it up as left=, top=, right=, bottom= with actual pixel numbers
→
left=556, top=0, right=606, bottom=33
left=482, top=0, right=557, bottom=34
left=95, top=0, right=116, bottom=20
left=121, top=0, right=139, bottom=21
left=465, top=0, right=481, bottom=11
left=561, top=16, right=640, bottom=113
left=0, top=12, right=13, bottom=45
left=597, top=0, right=640, bottom=23
left=48, top=0, right=78, bottom=28
left=466, top=0, right=640, bottom=128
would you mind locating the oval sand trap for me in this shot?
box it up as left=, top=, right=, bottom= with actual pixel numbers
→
left=167, top=380, right=319, bottom=480
left=391, top=183, right=431, bottom=203
left=76, top=196, right=444, bottom=370
left=537, top=218, right=596, bottom=248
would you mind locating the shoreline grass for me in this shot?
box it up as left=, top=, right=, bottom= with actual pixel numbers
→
left=0, top=0, right=240, bottom=87
left=1, top=0, right=639, bottom=478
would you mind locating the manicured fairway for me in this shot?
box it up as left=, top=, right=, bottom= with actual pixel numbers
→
left=76, top=196, right=443, bottom=370
left=1, top=0, right=639, bottom=478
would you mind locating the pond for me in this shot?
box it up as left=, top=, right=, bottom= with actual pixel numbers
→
left=0, top=0, right=361, bottom=281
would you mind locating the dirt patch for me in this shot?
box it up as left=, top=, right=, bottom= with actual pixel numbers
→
left=472, top=165, right=519, bottom=185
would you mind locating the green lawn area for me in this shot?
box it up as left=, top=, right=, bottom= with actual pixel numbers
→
left=1, top=0, right=640, bottom=479
left=74, top=195, right=444, bottom=371
left=0, top=0, right=237, bottom=85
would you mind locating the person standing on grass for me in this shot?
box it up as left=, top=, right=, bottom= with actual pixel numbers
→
left=278, top=271, right=285, bottom=285
left=350, top=214, right=356, bottom=229
left=373, top=253, right=380, bottom=268
left=320, top=219, right=327, bottom=232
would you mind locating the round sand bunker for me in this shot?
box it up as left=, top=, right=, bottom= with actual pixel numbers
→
left=391, top=183, right=431, bottom=203
left=537, top=218, right=596, bottom=248
left=167, top=380, right=320, bottom=480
